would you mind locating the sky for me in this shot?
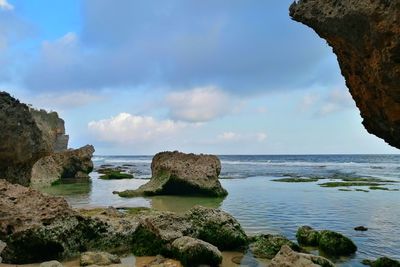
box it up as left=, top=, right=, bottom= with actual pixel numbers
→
left=0, top=0, right=398, bottom=155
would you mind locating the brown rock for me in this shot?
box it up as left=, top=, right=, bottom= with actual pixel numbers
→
left=290, top=0, right=400, bottom=149
left=117, top=151, right=227, bottom=197
left=31, top=145, right=95, bottom=187
left=80, top=251, right=121, bottom=266
left=0, top=92, right=51, bottom=185
left=270, top=245, right=334, bottom=267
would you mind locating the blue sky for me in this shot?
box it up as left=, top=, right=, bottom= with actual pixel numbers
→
left=0, top=0, right=398, bottom=155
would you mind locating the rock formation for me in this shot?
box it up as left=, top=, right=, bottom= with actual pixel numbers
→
left=0, top=92, right=51, bottom=185
left=270, top=245, right=334, bottom=267
left=290, top=0, right=400, bottom=149
left=116, top=151, right=228, bottom=197
left=0, top=91, right=94, bottom=186
left=0, top=179, right=247, bottom=264
left=30, top=109, right=69, bottom=152
left=31, top=145, right=95, bottom=187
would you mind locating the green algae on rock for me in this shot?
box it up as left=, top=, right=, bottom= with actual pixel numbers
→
left=99, top=171, right=134, bottom=180
left=249, top=234, right=300, bottom=259
left=296, top=226, right=357, bottom=256
left=272, top=177, right=319, bottom=183
left=362, top=257, right=400, bottom=267
left=116, top=151, right=228, bottom=197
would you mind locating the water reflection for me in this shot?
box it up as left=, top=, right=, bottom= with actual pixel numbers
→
left=149, top=195, right=224, bottom=213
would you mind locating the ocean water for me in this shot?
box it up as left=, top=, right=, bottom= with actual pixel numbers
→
left=44, top=154, right=400, bottom=266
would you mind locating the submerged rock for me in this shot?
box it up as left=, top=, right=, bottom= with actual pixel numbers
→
left=319, top=230, right=357, bottom=256
left=116, top=151, right=227, bottom=197
left=80, top=251, right=121, bottom=266
left=296, top=226, right=320, bottom=246
left=296, top=226, right=357, bottom=256
left=171, top=236, right=222, bottom=267
left=290, top=0, right=400, bottom=149
left=362, top=257, right=400, bottom=267
left=354, top=226, right=368, bottom=232
left=270, top=245, right=334, bottom=267
left=0, top=92, right=51, bottom=185
left=249, top=234, right=300, bottom=259
left=31, top=145, right=95, bottom=187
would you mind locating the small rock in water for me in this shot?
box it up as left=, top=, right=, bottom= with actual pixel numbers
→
left=39, top=261, right=63, bottom=267
left=80, top=251, right=121, bottom=266
left=354, top=226, right=368, bottom=231
left=362, top=257, right=400, bottom=267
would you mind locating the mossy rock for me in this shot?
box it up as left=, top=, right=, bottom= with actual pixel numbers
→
left=171, top=236, right=222, bottom=267
left=296, top=226, right=320, bottom=246
left=272, top=177, right=319, bottom=183
left=99, top=171, right=133, bottom=180
left=249, top=234, right=300, bottom=259
left=362, top=257, right=400, bottom=267
left=318, top=230, right=357, bottom=256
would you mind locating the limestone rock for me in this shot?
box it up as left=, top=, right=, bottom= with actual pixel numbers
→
left=270, top=245, right=334, bottom=267
left=0, top=92, right=51, bottom=185
left=249, top=234, right=300, bottom=259
left=30, top=108, right=69, bottom=152
left=290, top=0, right=400, bottom=149
left=171, top=236, right=222, bottom=267
left=31, top=145, right=95, bottom=187
left=39, top=260, right=64, bottom=267
left=80, top=251, right=121, bottom=266
left=117, top=151, right=227, bottom=197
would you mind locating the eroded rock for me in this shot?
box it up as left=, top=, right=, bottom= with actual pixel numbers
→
left=0, top=92, right=51, bottom=185
left=39, top=260, right=64, bottom=267
left=290, top=0, right=400, bottom=149
left=31, top=145, right=95, bottom=187
left=117, top=151, right=227, bottom=197
left=270, top=245, right=334, bottom=267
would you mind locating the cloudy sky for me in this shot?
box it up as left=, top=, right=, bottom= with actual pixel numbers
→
left=1, top=0, right=398, bottom=154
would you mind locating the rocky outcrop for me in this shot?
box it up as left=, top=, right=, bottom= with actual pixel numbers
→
left=31, top=145, right=95, bottom=187
left=30, top=109, right=69, bottom=152
left=116, top=151, right=227, bottom=197
left=0, top=92, right=51, bottom=185
left=296, top=226, right=357, bottom=256
left=290, top=0, right=400, bottom=149
left=0, top=180, right=246, bottom=264
left=270, top=245, right=334, bottom=267
left=0, top=179, right=137, bottom=264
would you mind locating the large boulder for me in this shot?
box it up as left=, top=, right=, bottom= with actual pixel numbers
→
left=131, top=206, right=247, bottom=256
left=31, top=145, right=95, bottom=187
left=0, top=179, right=137, bottom=264
left=116, top=151, right=227, bottom=197
left=171, top=236, right=222, bottom=267
left=270, top=245, right=334, bottom=267
left=290, top=0, right=400, bottom=149
left=0, top=92, right=51, bottom=185
left=296, top=226, right=320, bottom=246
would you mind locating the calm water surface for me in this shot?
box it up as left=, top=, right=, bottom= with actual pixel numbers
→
left=43, top=155, right=400, bottom=266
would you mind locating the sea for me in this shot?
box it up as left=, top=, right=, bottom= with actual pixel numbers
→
left=44, top=154, right=400, bottom=267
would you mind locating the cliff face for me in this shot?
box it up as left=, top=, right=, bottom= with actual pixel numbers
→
left=0, top=92, right=51, bottom=185
left=30, top=109, right=69, bottom=152
left=290, top=0, right=400, bottom=149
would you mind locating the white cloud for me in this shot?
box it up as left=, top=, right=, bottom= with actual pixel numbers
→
left=88, top=113, right=187, bottom=144
left=217, top=131, right=267, bottom=143
left=299, top=92, right=319, bottom=111
left=29, top=91, right=104, bottom=110
left=165, top=86, right=240, bottom=122
left=0, top=0, right=13, bottom=10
